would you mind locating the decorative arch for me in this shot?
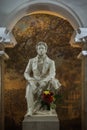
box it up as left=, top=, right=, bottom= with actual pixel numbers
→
left=6, top=0, right=83, bottom=32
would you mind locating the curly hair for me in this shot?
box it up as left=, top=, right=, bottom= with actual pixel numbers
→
left=36, top=41, right=48, bottom=50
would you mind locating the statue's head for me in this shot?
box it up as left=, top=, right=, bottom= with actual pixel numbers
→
left=36, top=41, right=48, bottom=56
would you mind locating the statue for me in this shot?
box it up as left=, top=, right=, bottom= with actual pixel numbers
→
left=24, top=41, right=61, bottom=116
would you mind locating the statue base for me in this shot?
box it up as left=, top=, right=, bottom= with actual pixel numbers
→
left=22, top=112, right=59, bottom=130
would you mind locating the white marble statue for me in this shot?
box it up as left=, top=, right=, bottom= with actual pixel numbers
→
left=24, top=41, right=61, bottom=116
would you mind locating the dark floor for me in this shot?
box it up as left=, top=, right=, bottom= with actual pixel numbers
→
left=60, top=118, right=81, bottom=130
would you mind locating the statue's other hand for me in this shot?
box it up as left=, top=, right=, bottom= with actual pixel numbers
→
left=37, top=81, right=47, bottom=97
left=39, top=81, right=46, bottom=88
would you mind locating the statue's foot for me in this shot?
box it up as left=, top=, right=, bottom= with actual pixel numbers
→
left=24, top=109, right=33, bottom=117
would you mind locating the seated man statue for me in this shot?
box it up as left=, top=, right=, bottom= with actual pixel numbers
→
left=24, top=41, right=61, bottom=116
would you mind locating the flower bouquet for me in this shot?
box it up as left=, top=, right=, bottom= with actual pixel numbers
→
left=40, top=90, right=56, bottom=110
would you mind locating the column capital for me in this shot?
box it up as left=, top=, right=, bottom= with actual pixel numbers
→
left=0, top=51, right=9, bottom=60
left=75, top=28, right=87, bottom=43
left=77, top=50, right=87, bottom=59
left=0, top=27, right=17, bottom=48
left=70, top=27, right=87, bottom=47
left=0, top=43, right=9, bottom=60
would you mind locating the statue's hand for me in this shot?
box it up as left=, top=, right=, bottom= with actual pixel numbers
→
left=39, top=81, right=46, bottom=88
left=37, top=81, right=46, bottom=97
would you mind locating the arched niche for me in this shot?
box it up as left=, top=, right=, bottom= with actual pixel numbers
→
left=5, top=0, right=83, bottom=32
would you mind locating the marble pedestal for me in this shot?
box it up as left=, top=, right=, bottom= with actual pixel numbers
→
left=22, top=113, right=59, bottom=130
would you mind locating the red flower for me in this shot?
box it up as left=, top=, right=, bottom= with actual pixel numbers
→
left=42, top=91, right=54, bottom=104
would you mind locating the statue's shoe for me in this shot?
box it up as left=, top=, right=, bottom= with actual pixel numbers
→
left=24, top=109, right=33, bottom=117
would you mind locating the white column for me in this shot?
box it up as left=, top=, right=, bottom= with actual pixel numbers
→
left=0, top=27, right=16, bottom=130
left=80, top=45, right=87, bottom=130
left=0, top=56, right=4, bottom=130
left=0, top=44, right=5, bottom=130
left=74, top=28, right=87, bottom=130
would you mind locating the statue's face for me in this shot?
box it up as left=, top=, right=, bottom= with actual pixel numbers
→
left=37, top=45, right=47, bottom=56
